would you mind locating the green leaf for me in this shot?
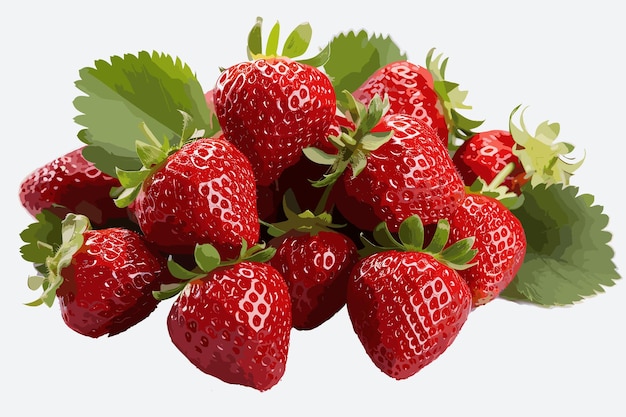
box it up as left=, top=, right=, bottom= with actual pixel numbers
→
left=74, top=51, right=219, bottom=177
left=247, top=17, right=264, bottom=59
left=324, top=30, right=407, bottom=105
left=398, top=215, right=424, bottom=250
left=281, top=22, right=312, bottom=58
left=501, top=183, right=620, bottom=305
left=266, top=21, right=281, bottom=57
left=302, top=146, right=337, bottom=166
left=194, top=244, right=222, bottom=273
left=20, top=210, right=63, bottom=266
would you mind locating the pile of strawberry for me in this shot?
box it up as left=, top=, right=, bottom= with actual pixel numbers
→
left=18, top=18, right=620, bottom=391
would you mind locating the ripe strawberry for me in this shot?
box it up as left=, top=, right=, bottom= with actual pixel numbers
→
left=19, top=146, right=131, bottom=227
left=353, top=60, right=449, bottom=145
left=352, top=50, right=483, bottom=147
left=447, top=193, right=527, bottom=307
left=265, top=200, right=359, bottom=329
left=335, top=112, right=466, bottom=232
left=25, top=214, right=170, bottom=337
left=452, top=130, right=528, bottom=194
left=115, top=135, right=260, bottom=259
left=213, top=19, right=336, bottom=187
left=159, top=242, right=291, bottom=391
left=348, top=215, right=476, bottom=379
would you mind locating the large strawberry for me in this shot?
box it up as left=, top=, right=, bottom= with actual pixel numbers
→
left=213, top=18, right=336, bottom=186
left=19, top=146, right=131, bottom=228
left=115, top=132, right=259, bottom=260
left=265, top=194, right=359, bottom=330
left=335, top=111, right=466, bottom=232
left=25, top=214, right=170, bottom=338
left=157, top=242, right=291, bottom=391
left=447, top=193, right=527, bottom=307
left=348, top=215, right=476, bottom=379
left=352, top=50, right=483, bottom=148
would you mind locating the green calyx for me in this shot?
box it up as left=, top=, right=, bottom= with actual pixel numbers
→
left=509, top=105, right=585, bottom=188
left=303, top=91, right=394, bottom=189
left=466, top=163, right=525, bottom=210
left=114, top=111, right=203, bottom=208
left=246, top=16, right=330, bottom=68
left=153, top=239, right=276, bottom=301
left=426, top=48, right=484, bottom=150
left=359, top=215, right=477, bottom=270
left=262, top=189, right=345, bottom=238
left=25, top=213, right=91, bottom=307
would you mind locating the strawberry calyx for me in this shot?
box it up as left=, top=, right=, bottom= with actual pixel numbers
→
left=466, top=163, right=525, bottom=210
left=509, top=105, right=585, bottom=187
left=25, top=213, right=91, bottom=307
left=359, top=215, right=478, bottom=271
left=262, top=189, right=346, bottom=238
left=303, top=91, right=394, bottom=190
left=246, top=16, right=330, bottom=68
left=153, top=239, right=276, bottom=301
left=426, top=48, right=484, bottom=150
left=114, top=111, right=203, bottom=208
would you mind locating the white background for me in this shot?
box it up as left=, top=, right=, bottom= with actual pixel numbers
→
left=2, top=1, right=624, bottom=415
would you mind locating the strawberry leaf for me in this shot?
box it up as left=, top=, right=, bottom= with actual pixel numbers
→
left=501, top=183, right=620, bottom=305
left=74, top=51, right=219, bottom=177
left=324, top=30, right=407, bottom=105
left=20, top=209, right=63, bottom=273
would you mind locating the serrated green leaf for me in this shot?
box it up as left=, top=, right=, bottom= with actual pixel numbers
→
left=20, top=210, right=63, bottom=265
left=501, top=183, right=620, bottom=305
left=74, top=51, right=218, bottom=177
left=324, top=30, right=407, bottom=104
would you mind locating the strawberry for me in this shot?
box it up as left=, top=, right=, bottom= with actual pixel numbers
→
left=452, top=130, right=528, bottom=194
left=353, top=60, right=449, bottom=145
left=265, top=196, right=359, bottom=330
left=348, top=215, right=476, bottom=379
left=213, top=18, right=336, bottom=187
left=352, top=50, right=483, bottom=148
left=447, top=193, right=527, bottom=307
left=115, top=132, right=260, bottom=260
left=25, top=214, right=170, bottom=337
left=158, top=242, right=291, bottom=391
left=19, top=146, right=131, bottom=227
left=453, top=106, right=584, bottom=195
left=335, top=112, right=466, bottom=232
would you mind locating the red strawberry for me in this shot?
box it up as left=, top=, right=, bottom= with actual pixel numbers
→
left=352, top=50, right=483, bottom=148
left=353, top=60, right=449, bottom=145
left=260, top=188, right=360, bottom=330
left=19, top=146, right=131, bottom=227
left=26, top=214, right=170, bottom=338
left=348, top=215, right=475, bottom=379
left=336, top=112, right=466, bottom=232
left=116, top=135, right=260, bottom=259
left=452, top=130, right=528, bottom=194
left=447, top=193, right=527, bottom=306
left=213, top=19, right=336, bottom=187
left=159, top=243, right=291, bottom=391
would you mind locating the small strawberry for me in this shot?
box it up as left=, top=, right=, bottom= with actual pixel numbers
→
left=264, top=193, right=359, bottom=330
left=115, top=123, right=259, bottom=259
left=348, top=215, right=476, bottom=379
left=452, top=130, right=528, bottom=194
left=213, top=18, right=336, bottom=186
left=352, top=50, right=483, bottom=148
left=19, top=146, right=131, bottom=227
left=453, top=106, right=584, bottom=194
left=447, top=193, right=527, bottom=307
left=157, top=242, right=291, bottom=391
left=25, top=214, right=170, bottom=337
